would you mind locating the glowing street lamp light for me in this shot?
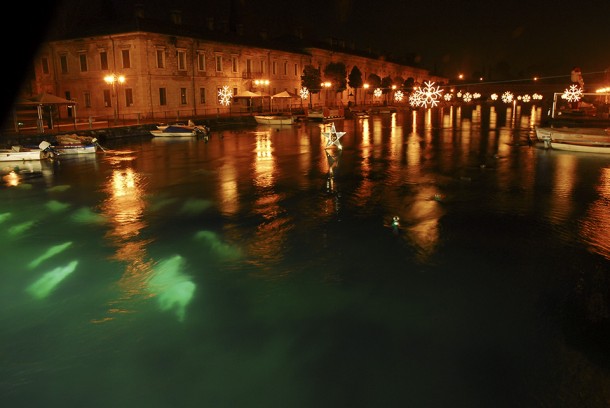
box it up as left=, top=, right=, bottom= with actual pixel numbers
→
left=322, top=81, right=332, bottom=106
left=104, top=73, right=125, bottom=124
left=254, top=79, right=270, bottom=111
left=363, top=83, right=369, bottom=106
left=254, top=79, right=269, bottom=88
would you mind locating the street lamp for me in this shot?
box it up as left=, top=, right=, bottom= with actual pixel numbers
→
left=322, top=81, right=332, bottom=106
left=104, top=73, right=125, bottom=124
left=254, top=79, right=269, bottom=111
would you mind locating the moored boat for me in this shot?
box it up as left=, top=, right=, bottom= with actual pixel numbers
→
left=535, top=126, right=610, bottom=143
left=254, top=115, right=295, bottom=125
left=150, top=122, right=210, bottom=137
left=0, top=142, right=54, bottom=162
left=545, top=139, right=610, bottom=154
left=52, top=134, right=100, bottom=155
left=52, top=144, right=98, bottom=155
left=307, top=107, right=345, bottom=121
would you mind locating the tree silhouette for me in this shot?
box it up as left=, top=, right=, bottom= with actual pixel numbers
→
left=367, top=73, right=382, bottom=91
left=324, top=62, right=348, bottom=92
left=404, top=77, right=415, bottom=92
left=394, top=76, right=405, bottom=90
left=348, top=66, right=363, bottom=105
left=301, top=65, right=321, bottom=93
left=381, top=76, right=393, bottom=93
left=301, top=65, right=321, bottom=107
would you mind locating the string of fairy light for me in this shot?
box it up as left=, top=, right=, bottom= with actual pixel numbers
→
left=444, top=69, right=608, bottom=88
left=214, top=70, right=608, bottom=109
left=374, top=69, right=607, bottom=108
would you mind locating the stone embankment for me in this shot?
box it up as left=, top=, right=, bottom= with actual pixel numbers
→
left=0, top=115, right=257, bottom=147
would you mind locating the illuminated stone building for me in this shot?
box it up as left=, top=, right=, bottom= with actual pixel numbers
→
left=23, top=8, right=446, bottom=122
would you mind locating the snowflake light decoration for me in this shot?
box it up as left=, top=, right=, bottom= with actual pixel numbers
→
left=218, top=85, right=233, bottom=106
left=373, top=88, right=382, bottom=98
left=409, top=92, right=423, bottom=107
left=394, top=90, right=404, bottom=102
left=491, top=93, right=498, bottom=101
left=532, top=93, right=543, bottom=100
left=300, top=87, right=309, bottom=100
left=411, top=81, right=443, bottom=108
left=562, top=84, right=583, bottom=102
left=473, top=93, right=481, bottom=99
left=501, top=91, right=514, bottom=104
left=443, top=93, right=453, bottom=101
left=522, top=94, right=531, bottom=103
left=462, top=92, right=472, bottom=103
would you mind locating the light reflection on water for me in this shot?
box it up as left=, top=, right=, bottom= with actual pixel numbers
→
left=3, top=104, right=610, bottom=407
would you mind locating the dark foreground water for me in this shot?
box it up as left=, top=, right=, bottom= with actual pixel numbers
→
left=2, top=105, right=610, bottom=407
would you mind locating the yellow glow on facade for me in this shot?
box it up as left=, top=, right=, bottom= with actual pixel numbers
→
left=104, top=73, right=126, bottom=123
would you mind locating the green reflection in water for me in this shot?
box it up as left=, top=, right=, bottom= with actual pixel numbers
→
left=26, top=260, right=78, bottom=299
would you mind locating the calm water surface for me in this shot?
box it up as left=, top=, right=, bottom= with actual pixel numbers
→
left=2, top=105, right=610, bottom=407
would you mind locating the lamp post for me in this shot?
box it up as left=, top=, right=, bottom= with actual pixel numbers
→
left=104, top=73, right=125, bottom=124
left=254, top=79, right=269, bottom=112
left=363, top=83, right=369, bottom=106
left=322, top=81, right=332, bottom=106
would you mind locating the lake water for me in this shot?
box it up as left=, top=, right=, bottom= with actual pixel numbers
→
left=2, top=104, right=610, bottom=407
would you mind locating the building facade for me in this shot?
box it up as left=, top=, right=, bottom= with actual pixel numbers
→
left=24, top=17, right=447, bottom=124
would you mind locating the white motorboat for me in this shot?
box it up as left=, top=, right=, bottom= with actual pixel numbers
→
left=0, top=142, right=53, bottom=162
left=535, top=126, right=610, bottom=143
left=254, top=115, right=295, bottom=125
left=545, top=139, right=610, bottom=154
left=150, top=122, right=210, bottom=137
left=307, top=107, right=344, bottom=121
left=52, top=134, right=100, bottom=155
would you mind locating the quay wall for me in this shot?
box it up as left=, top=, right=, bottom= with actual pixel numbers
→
left=0, top=115, right=257, bottom=148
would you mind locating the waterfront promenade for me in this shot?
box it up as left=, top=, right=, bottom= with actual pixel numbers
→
left=0, top=111, right=260, bottom=147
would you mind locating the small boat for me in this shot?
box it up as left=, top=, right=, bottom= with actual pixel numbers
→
left=535, top=126, right=610, bottom=143
left=545, top=139, right=610, bottom=154
left=150, top=122, right=210, bottom=137
left=307, top=107, right=345, bottom=121
left=52, top=134, right=100, bottom=155
left=52, top=144, right=98, bottom=155
left=351, top=110, right=369, bottom=119
left=0, top=142, right=53, bottom=162
left=254, top=115, right=295, bottom=125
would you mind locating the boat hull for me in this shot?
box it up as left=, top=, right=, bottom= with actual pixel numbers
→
left=547, top=140, right=610, bottom=154
left=52, top=144, right=98, bottom=155
left=150, top=124, right=209, bottom=137
left=150, top=130, right=197, bottom=137
left=254, top=115, right=295, bottom=125
left=307, top=108, right=344, bottom=121
left=0, top=148, right=42, bottom=162
left=535, top=126, right=610, bottom=143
